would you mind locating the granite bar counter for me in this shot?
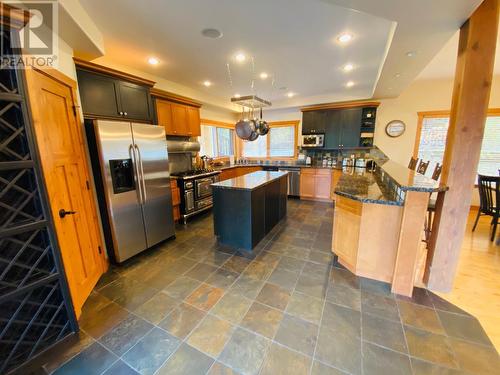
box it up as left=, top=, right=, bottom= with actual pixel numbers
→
left=332, top=161, right=448, bottom=297
left=212, top=171, right=288, bottom=250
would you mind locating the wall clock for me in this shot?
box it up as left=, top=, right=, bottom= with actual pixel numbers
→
left=385, top=120, right=406, bottom=137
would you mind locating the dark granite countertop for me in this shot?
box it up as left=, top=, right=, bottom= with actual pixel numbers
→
left=211, top=171, right=288, bottom=191
left=213, top=164, right=340, bottom=171
left=334, top=168, right=404, bottom=206
left=376, top=159, right=447, bottom=192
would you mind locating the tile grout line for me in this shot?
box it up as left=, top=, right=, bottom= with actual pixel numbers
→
left=306, top=256, right=330, bottom=375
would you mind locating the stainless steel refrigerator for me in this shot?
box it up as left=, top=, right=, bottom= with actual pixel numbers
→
left=93, top=120, right=175, bottom=262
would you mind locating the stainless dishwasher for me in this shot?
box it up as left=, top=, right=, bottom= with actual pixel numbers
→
left=278, top=167, right=301, bottom=197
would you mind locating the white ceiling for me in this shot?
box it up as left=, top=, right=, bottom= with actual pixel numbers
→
left=78, top=0, right=483, bottom=110
left=418, top=28, right=500, bottom=80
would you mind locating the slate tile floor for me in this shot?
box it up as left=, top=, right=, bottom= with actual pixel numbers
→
left=29, top=200, right=499, bottom=375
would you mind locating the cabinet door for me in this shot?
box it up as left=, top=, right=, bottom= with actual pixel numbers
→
left=325, top=110, right=342, bottom=148
left=315, top=172, right=332, bottom=200
left=77, top=70, right=120, bottom=117
left=301, top=111, right=326, bottom=134
left=170, top=103, right=189, bottom=135
left=301, top=111, right=314, bottom=134
left=186, top=106, right=201, bottom=136
left=300, top=171, right=315, bottom=198
left=340, top=108, right=362, bottom=148
left=156, top=99, right=175, bottom=135
left=117, top=81, right=152, bottom=121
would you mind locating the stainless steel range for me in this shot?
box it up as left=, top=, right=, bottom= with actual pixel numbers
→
left=170, top=169, right=221, bottom=224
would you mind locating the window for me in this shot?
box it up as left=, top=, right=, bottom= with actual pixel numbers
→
left=416, top=114, right=500, bottom=176
left=270, top=126, right=295, bottom=157
left=199, top=124, right=235, bottom=158
left=241, top=122, right=298, bottom=158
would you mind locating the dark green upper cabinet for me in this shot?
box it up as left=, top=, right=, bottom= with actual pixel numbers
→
left=325, top=110, right=342, bottom=148
left=339, top=108, right=363, bottom=148
left=76, top=69, right=152, bottom=122
left=302, top=106, right=369, bottom=148
left=302, top=110, right=326, bottom=134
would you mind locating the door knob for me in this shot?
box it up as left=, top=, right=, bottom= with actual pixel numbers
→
left=59, top=209, right=76, bottom=218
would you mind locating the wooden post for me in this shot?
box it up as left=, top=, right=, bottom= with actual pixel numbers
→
left=425, top=0, right=499, bottom=291
left=392, top=191, right=429, bottom=296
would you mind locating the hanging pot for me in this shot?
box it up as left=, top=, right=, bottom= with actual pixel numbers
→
left=248, top=130, right=259, bottom=141
left=256, top=119, right=269, bottom=135
left=235, top=118, right=256, bottom=140
left=255, top=108, right=269, bottom=136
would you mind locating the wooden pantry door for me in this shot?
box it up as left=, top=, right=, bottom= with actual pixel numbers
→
left=24, top=67, right=107, bottom=318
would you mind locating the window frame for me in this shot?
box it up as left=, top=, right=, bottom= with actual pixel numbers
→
left=238, top=120, right=299, bottom=160
left=414, top=108, right=500, bottom=178
left=200, top=119, right=236, bottom=161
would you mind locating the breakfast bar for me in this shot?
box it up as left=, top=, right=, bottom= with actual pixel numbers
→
left=212, top=171, right=288, bottom=250
left=332, top=161, right=447, bottom=297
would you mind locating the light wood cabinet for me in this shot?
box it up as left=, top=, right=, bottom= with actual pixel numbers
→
left=300, top=168, right=332, bottom=201
left=170, top=179, right=181, bottom=222
left=156, top=99, right=174, bottom=134
left=315, top=169, right=332, bottom=200
left=332, top=195, right=403, bottom=283
left=153, top=90, right=201, bottom=137
left=170, top=102, right=189, bottom=135
left=299, top=169, right=316, bottom=198
left=187, top=106, right=201, bottom=136
left=219, top=166, right=263, bottom=181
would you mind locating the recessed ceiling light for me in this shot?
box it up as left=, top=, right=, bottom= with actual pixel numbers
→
left=235, top=52, right=246, bottom=63
left=234, top=93, right=241, bottom=98
left=406, top=51, right=417, bottom=57
left=342, top=63, right=354, bottom=72
left=395, top=73, right=401, bottom=78
left=346, top=81, right=355, bottom=88
left=148, top=57, right=159, bottom=65
left=201, top=28, right=223, bottom=39
left=259, top=72, right=269, bottom=80
left=203, top=80, right=212, bottom=87
left=286, top=92, right=295, bottom=98
left=337, top=33, right=353, bottom=44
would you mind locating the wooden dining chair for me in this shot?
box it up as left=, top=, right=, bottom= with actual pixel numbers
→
left=417, top=160, right=430, bottom=175
left=472, top=174, right=499, bottom=241
left=408, top=157, right=418, bottom=170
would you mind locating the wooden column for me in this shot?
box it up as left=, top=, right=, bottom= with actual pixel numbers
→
left=392, top=191, right=429, bottom=296
left=425, top=0, right=499, bottom=291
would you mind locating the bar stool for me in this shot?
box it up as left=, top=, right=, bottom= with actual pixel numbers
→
left=408, top=156, right=418, bottom=170
left=424, top=163, right=442, bottom=243
left=417, top=159, right=430, bottom=175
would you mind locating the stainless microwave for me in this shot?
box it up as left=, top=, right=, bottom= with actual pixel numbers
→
left=302, top=133, right=324, bottom=148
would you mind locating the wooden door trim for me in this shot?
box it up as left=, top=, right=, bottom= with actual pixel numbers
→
left=25, top=67, right=108, bottom=271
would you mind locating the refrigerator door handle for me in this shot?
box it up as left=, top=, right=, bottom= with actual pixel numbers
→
left=135, top=144, right=147, bottom=203
left=129, top=144, right=144, bottom=204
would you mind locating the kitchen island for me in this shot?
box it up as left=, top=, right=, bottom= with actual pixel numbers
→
left=212, top=171, right=288, bottom=250
left=332, top=161, right=447, bottom=297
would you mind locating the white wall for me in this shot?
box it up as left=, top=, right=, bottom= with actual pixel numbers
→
left=56, top=37, right=77, bottom=80
left=374, top=76, right=500, bottom=165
